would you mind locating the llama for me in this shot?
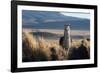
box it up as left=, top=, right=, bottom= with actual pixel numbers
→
left=59, top=24, right=71, bottom=59
left=59, top=24, right=90, bottom=60
left=63, top=24, right=71, bottom=49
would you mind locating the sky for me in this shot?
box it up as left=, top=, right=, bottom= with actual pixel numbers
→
left=60, top=12, right=90, bottom=19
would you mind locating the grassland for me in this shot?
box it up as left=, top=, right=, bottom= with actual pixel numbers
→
left=22, top=29, right=90, bottom=62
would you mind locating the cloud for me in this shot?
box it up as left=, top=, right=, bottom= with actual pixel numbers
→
left=60, top=12, right=90, bottom=19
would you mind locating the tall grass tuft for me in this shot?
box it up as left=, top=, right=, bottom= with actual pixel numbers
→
left=22, top=32, right=51, bottom=62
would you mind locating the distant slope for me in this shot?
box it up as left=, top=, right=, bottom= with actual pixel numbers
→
left=22, top=10, right=90, bottom=30
left=30, top=31, right=89, bottom=40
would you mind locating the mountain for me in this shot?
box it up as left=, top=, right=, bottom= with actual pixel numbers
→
left=22, top=10, right=90, bottom=30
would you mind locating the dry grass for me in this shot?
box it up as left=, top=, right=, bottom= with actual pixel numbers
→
left=22, top=32, right=90, bottom=62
